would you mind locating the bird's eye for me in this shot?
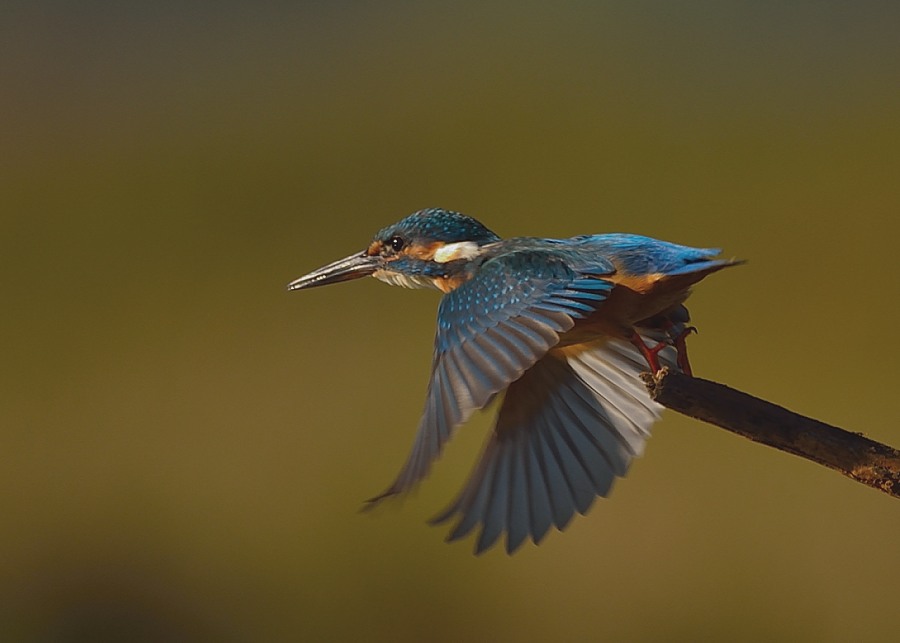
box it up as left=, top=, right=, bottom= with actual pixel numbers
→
left=389, top=235, right=406, bottom=252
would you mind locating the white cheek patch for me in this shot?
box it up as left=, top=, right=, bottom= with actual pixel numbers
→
left=433, top=241, right=482, bottom=263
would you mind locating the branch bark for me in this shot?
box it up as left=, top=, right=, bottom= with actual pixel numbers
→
left=642, top=368, right=900, bottom=500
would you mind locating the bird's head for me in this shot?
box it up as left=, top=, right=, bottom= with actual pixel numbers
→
left=288, top=208, right=500, bottom=292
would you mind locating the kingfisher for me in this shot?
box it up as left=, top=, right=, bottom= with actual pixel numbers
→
left=288, top=208, right=740, bottom=554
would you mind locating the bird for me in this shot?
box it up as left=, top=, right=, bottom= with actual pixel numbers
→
left=288, top=208, right=740, bottom=554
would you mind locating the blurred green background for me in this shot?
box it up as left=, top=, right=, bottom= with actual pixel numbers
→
left=3, top=2, right=899, bottom=641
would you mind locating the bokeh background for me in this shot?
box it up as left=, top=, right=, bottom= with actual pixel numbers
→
left=3, top=2, right=899, bottom=641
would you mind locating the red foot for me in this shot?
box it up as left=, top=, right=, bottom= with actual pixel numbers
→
left=630, top=332, right=668, bottom=374
left=673, top=326, right=697, bottom=377
left=631, top=326, right=697, bottom=376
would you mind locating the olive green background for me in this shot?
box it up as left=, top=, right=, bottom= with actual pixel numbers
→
left=3, top=2, right=899, bottom=641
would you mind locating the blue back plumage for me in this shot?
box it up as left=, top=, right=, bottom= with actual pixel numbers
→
left=569, top=233, right=723, bottom=276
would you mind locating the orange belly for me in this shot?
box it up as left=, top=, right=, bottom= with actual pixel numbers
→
left=558, top=272, right=696, bottom=346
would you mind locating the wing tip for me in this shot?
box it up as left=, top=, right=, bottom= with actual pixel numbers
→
left=359, top=485, right=405, bottom=513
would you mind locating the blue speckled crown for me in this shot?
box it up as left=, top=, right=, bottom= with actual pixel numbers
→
left=374, top=209, right=500, bottom=245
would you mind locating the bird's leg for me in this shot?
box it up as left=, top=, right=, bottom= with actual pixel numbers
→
left=629, top=331, right=667, bottom=374
left=672, top=326, right=697, bottom=377
left=630, top=324, right=697, bottom=376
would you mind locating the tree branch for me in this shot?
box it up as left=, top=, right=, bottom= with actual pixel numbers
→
left=642, top=368, right=900, bottom=500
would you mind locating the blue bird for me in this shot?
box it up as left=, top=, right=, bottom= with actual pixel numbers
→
left=288, top=208, right=740, bottom=554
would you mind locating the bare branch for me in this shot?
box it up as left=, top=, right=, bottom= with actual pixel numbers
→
left=642, top=368, right=900, bottom=500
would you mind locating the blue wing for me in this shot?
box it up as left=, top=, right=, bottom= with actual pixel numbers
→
left=364, top=249, right=616, bottom=505
left=431, top=332, right=680, bottom=554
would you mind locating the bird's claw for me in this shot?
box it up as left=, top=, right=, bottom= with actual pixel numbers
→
left=631, top=325, right=697, bottom=377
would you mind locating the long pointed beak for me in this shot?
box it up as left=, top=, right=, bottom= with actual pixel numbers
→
left=287, top=252, right=381, bottom=291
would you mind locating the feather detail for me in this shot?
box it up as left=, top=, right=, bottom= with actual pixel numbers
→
left=433, top=335, right=678, bottom=554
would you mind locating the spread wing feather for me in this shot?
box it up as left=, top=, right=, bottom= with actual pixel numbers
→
left=364, top=251, right=615, bottom=506
left=431, top=335, right=679, bottom=554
